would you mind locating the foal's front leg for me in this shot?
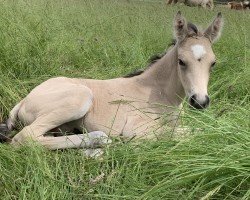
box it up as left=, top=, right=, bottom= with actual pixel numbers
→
left=38, top=131, right=111, bottom=150
left=11, top=120, right=111, bottom=151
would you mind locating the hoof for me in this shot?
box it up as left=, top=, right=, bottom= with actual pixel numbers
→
left=84, top=148, right=104, bottom=158
left=0, top=124, right=11, bottom=143
left=86, top=131, right=112, bottom=148
left=0, top=133, right=11, bottom=143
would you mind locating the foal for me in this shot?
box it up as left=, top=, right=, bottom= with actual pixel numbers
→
left=1, top=12, right=223, bottom=151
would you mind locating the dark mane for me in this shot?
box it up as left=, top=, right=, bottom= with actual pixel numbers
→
left=123, top=39, right=176, bottom=78
left=123, top=69, right=144, bottom=78
left=187, top=22, right=198, bottom=35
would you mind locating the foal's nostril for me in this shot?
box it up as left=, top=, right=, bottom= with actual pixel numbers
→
left=189, top=94, right=210, bottom=109
left=189, top=94, right=196, bottom=105
left=204, top=95, right=210, bottom=108
left=189, top=94, right=197, bottom=108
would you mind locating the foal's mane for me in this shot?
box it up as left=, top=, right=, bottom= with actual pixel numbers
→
left=123, top=22, right=199, bottom=78
left=123, top=39, right=176, bottom=78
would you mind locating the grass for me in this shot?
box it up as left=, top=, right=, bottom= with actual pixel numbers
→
left=0, top=0, right=249, bottom=199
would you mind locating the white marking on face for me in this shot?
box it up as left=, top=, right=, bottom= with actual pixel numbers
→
left=191, top=45, right=206, bottom=60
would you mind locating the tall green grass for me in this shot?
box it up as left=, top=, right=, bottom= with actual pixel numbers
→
left=0, top=0, right=249, bottom=199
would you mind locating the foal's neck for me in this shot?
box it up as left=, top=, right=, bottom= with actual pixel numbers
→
left=135, top=45, right=185, bottom=106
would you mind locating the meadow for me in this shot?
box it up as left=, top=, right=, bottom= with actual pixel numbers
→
left=0, top=0, right=249, bottom=199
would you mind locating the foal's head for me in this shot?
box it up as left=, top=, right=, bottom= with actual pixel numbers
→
left=174, top=12, right=223, bottom=109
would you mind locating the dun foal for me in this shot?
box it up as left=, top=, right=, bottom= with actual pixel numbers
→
left=1, top=12, right=223, bottom=152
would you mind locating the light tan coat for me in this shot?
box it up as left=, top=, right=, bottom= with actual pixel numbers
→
left=5, top=12, right=223, bottom=150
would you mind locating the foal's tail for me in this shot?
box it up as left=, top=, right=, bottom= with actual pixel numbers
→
left=0, top=100, right=23, bottom=142
left=7, top=100, right=23, bottom=131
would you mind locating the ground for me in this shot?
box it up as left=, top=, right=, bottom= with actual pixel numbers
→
left=0, top=0, right=249, bottom=199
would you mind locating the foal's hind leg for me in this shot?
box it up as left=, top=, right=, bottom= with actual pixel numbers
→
left=10, top=104, right=90, bottom=148
left=11, top=88, right=110, bottom=150
left=11, top=119, right=111, bottom=150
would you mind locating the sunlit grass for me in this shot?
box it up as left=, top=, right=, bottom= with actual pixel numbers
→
left=0, top=0, right=249, bottom=199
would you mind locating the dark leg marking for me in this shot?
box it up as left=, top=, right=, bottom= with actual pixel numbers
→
left=0, top=123, right=12, bottom=143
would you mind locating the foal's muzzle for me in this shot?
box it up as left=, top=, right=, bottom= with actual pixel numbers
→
left=189, top=94, right=210, bottom=109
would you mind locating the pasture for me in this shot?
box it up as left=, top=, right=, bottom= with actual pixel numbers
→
left=0, top=0, right=249, bottom=199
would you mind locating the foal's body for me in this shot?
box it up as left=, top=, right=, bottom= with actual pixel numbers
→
left=18, top=76, right=163, bottom=138
left=3, top=12, right=223, bottom=150
left=15, top=45, right=182, bottom=144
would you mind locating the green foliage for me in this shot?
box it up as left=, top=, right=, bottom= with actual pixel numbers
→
left=0, top=0, right=249, bottom=199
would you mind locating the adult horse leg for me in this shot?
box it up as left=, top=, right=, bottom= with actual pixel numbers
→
left=207, top=0, right=214, bottom=10
left=167, top=0, right=174, bottom=4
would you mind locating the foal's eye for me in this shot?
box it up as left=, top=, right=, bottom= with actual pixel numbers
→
left=178, top=59, right=186, bottom=69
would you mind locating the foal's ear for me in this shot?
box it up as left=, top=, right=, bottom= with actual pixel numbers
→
left=173, top=11, right=188, bottom=41
left=204, top=12, right=223, bottom=43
